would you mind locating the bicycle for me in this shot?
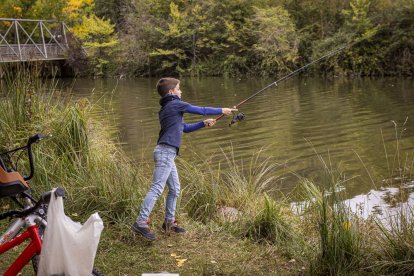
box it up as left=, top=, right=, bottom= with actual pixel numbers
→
left=0, top=134, right=102, bottom=276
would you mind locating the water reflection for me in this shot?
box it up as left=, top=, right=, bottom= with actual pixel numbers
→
left=345, top=181, right=414, bottom=220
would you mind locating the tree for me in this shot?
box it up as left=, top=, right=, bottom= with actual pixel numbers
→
left=338, top=0, right=382, bottom=75
left=253, top=5, right=300, bottom=75
left=0, top=0, right=38, bottom=19
left=149, top=2, right=192, bottom=75
left=342, top=0, right=376, bottom=37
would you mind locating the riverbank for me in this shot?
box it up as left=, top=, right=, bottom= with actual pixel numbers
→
left=1, top=73, right=413, bottom=275
left=95, top=220, right=304, bottom=275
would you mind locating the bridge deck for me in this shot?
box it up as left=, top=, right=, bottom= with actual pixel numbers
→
left=0, top=44, right=68, bottom=62
left=0, top=18, right=69, bottom=63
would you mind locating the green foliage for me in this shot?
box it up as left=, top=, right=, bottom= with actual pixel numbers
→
left=94, top=0, right=124, bottom=27
left=0, top=0, right=118, bottom=76
left=31, top=0, right=67, bottom=21
left=342, top=0, right=374, bottom=36
left=114, top=0, right=413, bottom=77
left=148, top=2, right=192, bottom=74
left=0, top=1, right=25, bottom=18
left=2, top=0, right=413, bottom=76
left=253, top=6, right=299, bottom=75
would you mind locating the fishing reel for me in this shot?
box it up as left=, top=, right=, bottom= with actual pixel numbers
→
left=229, top=112, right=245, bottom=126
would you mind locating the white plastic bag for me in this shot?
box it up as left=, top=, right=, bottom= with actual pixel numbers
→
left=38, top=188, right=104, bottom=276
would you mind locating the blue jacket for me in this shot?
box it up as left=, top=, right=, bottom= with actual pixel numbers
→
left=157, top=94, right=222, bottom=153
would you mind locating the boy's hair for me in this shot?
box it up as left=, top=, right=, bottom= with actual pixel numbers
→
left=156, top=78, right=180, bottom=97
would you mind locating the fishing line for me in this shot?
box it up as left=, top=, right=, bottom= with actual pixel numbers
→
left=215, top=40, right=359, bottom=126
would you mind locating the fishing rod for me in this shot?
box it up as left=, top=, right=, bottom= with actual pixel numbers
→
left=216, top=43, right=350, bottom=126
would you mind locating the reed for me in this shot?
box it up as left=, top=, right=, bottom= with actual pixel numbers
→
left=366, top=119, right=414, bottom=274
left=179, top=146, right=281, bottom=223
left=178, top=146, right=306, bottom=257
left=178, top=157, right=219, bottom=223
left=300, top=167, right=364, bottom=275
left=219, top=146, right=280, bottom=208
left=372, top=206, right=414, bottom=275
left=0, top=69, right=146, bottom=222
left=237, top=194, right=305, bottom=258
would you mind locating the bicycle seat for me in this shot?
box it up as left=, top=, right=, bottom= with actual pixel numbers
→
left=0, top=165, right=29, bottom=198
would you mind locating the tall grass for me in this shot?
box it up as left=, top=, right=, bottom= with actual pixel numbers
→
left=372, top=205, right=414, bottom=275
left=179, top=146, right=281, bottom=223
left=178, top=157, right=219, bottom=223
left=241, top=194, right=305, bottom=257
left=179, top=146, right=305, bottom=256
left=369, top=120, right=414, bottom=275
left=300, top=164, right=364, bottom=275
left=0, top=69, right=146, bottom=222
left=219, top=146, right=280, bottom=208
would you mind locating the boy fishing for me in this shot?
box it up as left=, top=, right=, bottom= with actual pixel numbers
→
left=132, top=77, right=236, bottom=241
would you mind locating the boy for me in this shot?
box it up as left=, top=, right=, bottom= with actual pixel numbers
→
left=132, top=77, right=236, bottom=241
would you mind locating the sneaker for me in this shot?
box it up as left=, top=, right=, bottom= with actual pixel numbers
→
left=132, top=222, right=156, bottom=241
left=162, top=220, right=186, bottom=233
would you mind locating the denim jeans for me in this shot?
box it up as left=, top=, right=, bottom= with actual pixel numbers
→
left=137, top=144, right=180, bottom=224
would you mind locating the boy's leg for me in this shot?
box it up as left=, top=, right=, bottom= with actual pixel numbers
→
left=136, top=147, right=176, bottom=225
left=163, top=161, right=186, bottom=233
left=165, top=161, right=180, bottom=222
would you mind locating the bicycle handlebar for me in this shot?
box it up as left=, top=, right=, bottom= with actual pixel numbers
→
left=25, top=134, right=49, bottom=181
left=0, top=187, right=65, bottom=220
left=0, top=134, right=49, bottom=181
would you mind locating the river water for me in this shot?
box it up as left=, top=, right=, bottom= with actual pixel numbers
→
left=67, top=77, right=414, bottom=219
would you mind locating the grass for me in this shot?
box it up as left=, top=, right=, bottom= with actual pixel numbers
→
left=372, top=200, right=414, bottom=275
left=367, top=119, right=414, bottom=275
left=0, top=69, right=147, bottom=222
left=1, top=69, right=414, bottom=275
left=94, top=219, right=303, bottom=275
left=300, top=178, right=364, bottom=275
left=241, top=194, right=305, bottom=258
left=179, top=146, right=281, bottom=223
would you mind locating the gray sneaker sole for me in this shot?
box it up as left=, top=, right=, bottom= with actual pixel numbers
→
left=132, top=225, right=156, bottom=241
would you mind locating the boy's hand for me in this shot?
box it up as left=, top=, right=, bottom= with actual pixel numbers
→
left=222, top=107, right=238, bottom=115
left=204, top=119, right=216, bottom=127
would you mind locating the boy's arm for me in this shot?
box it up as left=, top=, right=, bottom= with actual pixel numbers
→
left=183, top=121, right=205, bottom=133
left=184, top=105, right=223, bottom=116
left=183, top=119, right=216, bottom=133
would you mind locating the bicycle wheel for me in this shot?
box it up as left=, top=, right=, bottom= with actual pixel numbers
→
left=92, top=267, right=104, bottom=276
left=31, top=223, right=45, bottom=273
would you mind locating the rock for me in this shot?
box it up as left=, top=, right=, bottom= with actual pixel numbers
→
left=216, top=206, right=240, bottom=223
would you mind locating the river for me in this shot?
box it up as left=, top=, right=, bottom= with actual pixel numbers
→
left=67, top=76, right=414, bottom=219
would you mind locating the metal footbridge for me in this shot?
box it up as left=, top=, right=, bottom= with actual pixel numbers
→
left=0, top=18, right=69, bottom=62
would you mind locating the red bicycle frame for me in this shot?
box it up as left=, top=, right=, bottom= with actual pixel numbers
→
left=0, top=225, right=42, bottom=276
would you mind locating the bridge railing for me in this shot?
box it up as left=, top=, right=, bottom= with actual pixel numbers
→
left=0, top=18, right=70, bottom=62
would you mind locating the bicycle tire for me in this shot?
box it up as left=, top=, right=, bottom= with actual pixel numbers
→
left=92, top=267, right=104, bottom=276
left=31, top=223, right=45, bottom=273
left=31, top=254, right=41, bottom=274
